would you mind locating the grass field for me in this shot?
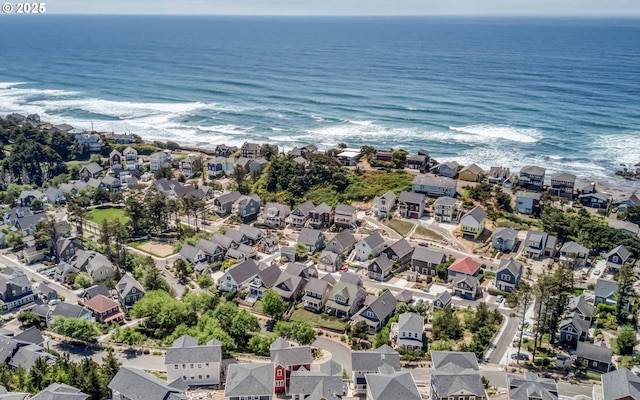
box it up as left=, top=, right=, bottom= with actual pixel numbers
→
left=385, top=219, right=414, bottom=236
left=414, top=226, right=444, bottom=241
left=253, top=300, right=264, bottom=314
left=86, top=206, right=129, bottom=224
left=290, top=309, right=347, bottom=331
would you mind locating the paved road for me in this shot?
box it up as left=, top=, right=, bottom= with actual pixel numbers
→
left=487, top=317, right=519, bottom=364
left=313, top=337, right=352, bottom=373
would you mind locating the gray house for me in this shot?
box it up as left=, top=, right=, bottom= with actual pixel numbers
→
left=382, top=238, right=414, bottom=266
left=576, top=342, right=613, bottom=373
left=601, top=368, right=640, bottom=399
left=351, top=290, right=398, bottom=334
left=351, top=345, right=401, bottom=395
left=325, top=280, right=366, bottom=319
left=354, top=232, right=386, bottom=262
left=430, top=351, right=487, bottom=400
left=325, top=230, right=357, bottom=256
left=438, top=161, right=459, bottom=178
left=595, top=278, right=631, bottom=313
left=412, top=175, right=457, bottom=198
left=550, top=172, right=576, bottom=200
left=213, top=191, right=242, bottom=216
left=507, top=373, right=558, bottom=400
left=559, top=241, right=590, bottom=267
left=393, top=312, right=425, bottom=350
left=366, top=367, right=421, bottom=400
left=368, top=256, right=394, bottom=282
left=515, top=191, right=541, bottom=214
left=523, top=231, right=557, bottom=259
left=297, top=228, right=325, bottom=253
left=411, top=247, right=446, bottom=276
left=224, top=363, right=274, bottom=400
left=491, top=227, right=519, bottom=252
left=109, top=367, right=189, bottom=400
left=519, top=165, right=546, bottom=191
left=398, top=191, right=426, bottom=219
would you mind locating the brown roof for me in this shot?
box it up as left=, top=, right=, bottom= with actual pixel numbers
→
left=84, top=294, right=119, bottom=313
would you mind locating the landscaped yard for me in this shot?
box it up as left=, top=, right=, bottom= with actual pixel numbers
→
left=385, top=219, right=414, bottom=236
left=290, top=309, right=347, bottom=331
left=253, top=300, right=264, bottom=314
left=414, top=226, right=444, bottom=241
left=86, top=206, right=129, bottom=225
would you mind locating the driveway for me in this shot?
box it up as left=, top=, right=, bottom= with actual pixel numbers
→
left=313, top=337, right=352, bottom=373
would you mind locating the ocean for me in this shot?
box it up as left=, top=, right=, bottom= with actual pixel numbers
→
left=0, top=16, right=639, bottom=185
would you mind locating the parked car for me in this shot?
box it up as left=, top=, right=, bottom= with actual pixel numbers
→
left=418, top=242, right=429, bottom=247
left=511, top=352, right=530, bottom=360
left=496, top=295, right=504, bottom=303
left=593, top=269, right=601, bottom=275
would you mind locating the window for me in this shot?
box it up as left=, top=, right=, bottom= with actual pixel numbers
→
left=199, top=375, right=202, bottom=379
left=183, top=376, right=187, bottom=380
left=414, top=332, right=418, bottom=338
left=277, top=369, right=283, bottom=377
left=174, top=365, right=179, bottom=369
left=366, top=310, right=375, bottom=318
left=190, top=364, right=194, bottom=368
left=205, top=363, right=209, bottom=367
left=276, top=380, right=284, bottom=387
left=182, top=364, right=186, bottom=369
left=592, top=361, right=598, bottom=367
left=206, top=374, right=210, bottom=379
left=501, top=274, right=510, bottom=281
left=198, top=364, right=202, bottom=368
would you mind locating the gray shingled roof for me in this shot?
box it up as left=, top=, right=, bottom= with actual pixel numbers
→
left=606, top=245, right=630, bottom=262
left=52, top=302, right=90, bottom=319
left=463, top=206, right=487, bottom=223
left=356, top=290, right=397, bottom=322
left=292, top=200, right=315, bottom=217
left=312, top=202, right=333, bottom=214
left=560, top=241, right=589, bottom=255
left=498, top=258, right=522, bottom=277
left=576, top=342, right=612, bottom=364
left=361, top=232, right=385, bottom=250
left=369, top=256, right=393, bottom=274
left=238, top=224, right=263, bottom=240
left=352, top=345, right=401, bottom=372
left=226, top=260, right=262, bottom=285
left=493, top=227, right=518, bottom=241
left=328, top=230, right=357, bottom=253
left=339, top=272, right=362, bottom=286
left=256, top=265, right=281, bottom=289
left=567, top=295, right=594, bottom=319
left=211, top=233, right=235, bottom=249
left=305, top=277, right=330, bottom=295
left=601, top=368, right=640, bottom=400
left=595, top=279, right=618, bottom=299
left=108, top=367, right=188, bottom=400
left=434, top=196, right=458, bottom=206
left=298, top=228, right=323, bottom=247
left=195, top=238, right=223, bottom=255
left=216, top=191, right=242, bottom=205
left=430, top=351, right=486, bottom=398
left=30, top=383, right=88, bottom=400
left=516, top=191, right=542, bottom=200
left=164, top=334, right=222, bottom=365
left=14, top=327, right=44, bottom=346
left=399, top=191, right=426, bottom=204
left=288, top=360, right=343, bottom=400
left=270, top=340, right=313, bottom=367
left=551, top=172, right=576, bottom=183
left=335, top=203, right=356, bottom=215
left=394, top=289, right=413, bottom=303
left=179, top=244, right=201, bottom=261
left=520, top=165, right=546, bottom=176
left=366, top=370, right=421, bottom=400
left=385, top=238, right=414, bottom=259
left=398, top=312, right=424, bottom=334
left=412, top=175, right=457, bottom=188
left=507, top=373, right=558, bottom=400
left=224, top=363, right=274, bottom=397
left=411, top=247, right=446, bottom=265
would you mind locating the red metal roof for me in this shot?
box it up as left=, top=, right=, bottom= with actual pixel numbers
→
left=448, top=257, right=481, bottom=275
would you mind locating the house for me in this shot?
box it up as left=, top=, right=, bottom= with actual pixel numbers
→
left=309, top=203, right=334, bottom=229
left=49, top=302, right=94, bottom=327
left=600, top=368, right=640, bottom=400
left=334, top=203, right=357, bottom=229
left=257, top=234, right=278, bottom=255
left=488, top=166, right=511, bottom=184
left=550, top=172, right=576, bottom=200
left=325, top=280, right=366, bottom=319
left=37, top=283, right=57, bottom=303
left=458, top=163, right=484, bottom=182
left=248, top=265, right=282, bottom=299
left=412, top=175, right=457, bottom=198
left=215, top=144, right=238, bottom=157
left=302, top=277, right=332, bottom=312
left=459, top=206, right=487, bottom=239
left=287, top=200, right=315, bottom=228
left=608, top=219, right=640, bottom=237
left=507, top=372, right=558, bottom=400
left=605, top=244, right=629, bottom=272
left=225, top=363, right=274, bottom=400
left=213, top=191, right=242, bottom=216
left=495, top=258, right=522, bottom=293
left=219, top=259, right=263, bottom=292
left=0, top=268, right=34, bottom=312
left=438, top=161, right=459, bottom=178
left=19, top=190, right=46, bottom=208
left=398, top=191, right=426, bottom=219
left=30, top=383, right=88, bottom=400
left=281, top=246, right=296, bottom=263
left=74, top=133, right=102, bottom=152
left=115, top=274, right=145, bottom=309
left=577, top=342, right=613, bottom=373
left=288, top=360, right=344, bottom=400
left=4, top=207, right=46, bottom=235
left=84, top=294, right=124, bottom=324
left=447, top=257, right=480, bottom=280
left=492, top=227, right=519, bottom=252
left=433, top=196, right=462, bottom=223
left=249, top=157, right=268, bottom=174
left=100, top=175, right=122, bottom=192
left=317, top=250, right=342, bottom=272
left=351, top=345, right=401, bottom=394
left=109, top=367, right=189, bottom=400
left=558, top=313, right=589, bottom=349
left=72, top=250, right=117, bottom=283
left=576, top=181, right=597, bottom=196
left=411, top=248, right=446, bottom=276
left=44, top=187, right=66, bottom=205
left=515, top=191, right=542, bottom=215
left=367, top=256, right=394, bottom=282
left=165, top=334, right=222, bottom=387
left=326, top=230, right=357, bottom=256
left=238, top=224, right=263, bottom=246
left=407, top=154, right=429, bottom=170
left=226, top=244, right=258, bottom=262
left=261, top=202, right=291, bottom=228
left=195, top=239, right=225, bottom=263
left=297, top=228, right=325, bottom=253
left=375, top=150, right=393, bottom=162
left=241, top=142, right=261, bottom=158
left=207, top=156, right=234, bottom=178
left=382, top=238, right=414, bottom=266
left=579, top=192, right=611, bottom=210
left=523, top=231, right=557, bottom=259
left=149, top=150, right=171, bottom=172
left=559, top=241, right=590, bottom=267
left=595, top=279, right=631, bottom=313
left=452, top=275, right=481, bottom=300
left=392, top=312, right=424, bottom=350
left=273, top=272, right=305, bottom=301
left=366, top=366, right=421, bottom=400
left=179, top=154, right=202, bottom=178
left=104, top=132, right=135, bottom=144
left=519, top=165, right=546, bottom=191
left=354, top=232, right=386, bottom=262
left=430, top=351, right=487, bottom=400
left=233, top=194, right=261, bottom=222
left=79, top=162, right=102, bottom=182
left=180, top=244, right=208, bottom=264
left=109, top=149, right=123, bottom=169
left=432, top=291, right=452, bottom=310
left=567, top=295, right=594, bottom=321
left=21, top=244, right=45, bottom=265
left=270, top=338, right=313, bottom=393
left=336, top=149, right=361, bottom=166
left=122, top=146, right=142, bottom=170
left=372, top=190, right=397, bottom=218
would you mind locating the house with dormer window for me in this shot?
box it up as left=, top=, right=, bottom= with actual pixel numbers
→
left=368, top=256, right=394, bottom=282
left=352, top=345, right=401, bottom=395
left=287, top=200, right=315, bottom=228
left=302, top=277, right=332, bottom=312
left=495, top=257, right=522, bottom=293
left=605, top=244, right=629, bottom=273
left=248, top=265, right=281, bottom=300
left=270, top=338, right=312, bottom=394
left=351, top=290, right=397, bottom=334
left=325, top=280, right=366, bottom=319
left=261, top=202, right=291, bottom=228
left=392, top=312, right=425, bottom=350
left=523, top=230, right=557, bottom=259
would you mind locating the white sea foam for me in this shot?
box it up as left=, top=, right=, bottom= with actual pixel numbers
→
left=347, top=120, right=374, bottom=126
left=449, top=124, right=541, bottom=143
left=0, top=82, right=27, bottom=89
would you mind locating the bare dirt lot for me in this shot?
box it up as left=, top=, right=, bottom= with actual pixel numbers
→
left=137, top=241, right=175, bottom=257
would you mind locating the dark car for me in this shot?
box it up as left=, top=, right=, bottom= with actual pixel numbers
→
left=511, top=352, right=530, bottom=360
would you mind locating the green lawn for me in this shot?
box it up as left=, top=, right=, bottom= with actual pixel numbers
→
left=86, top=206, right=129, bottom=224
left=414, top=226, right=444, bottom=241
left=290, top=309, right=347, bottom=331
left=386, top=219, right=414, bottom=236
left=253, top=300, right=264, bottom=314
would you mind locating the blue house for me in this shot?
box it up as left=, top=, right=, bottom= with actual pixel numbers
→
left=515, top=191, right=541, bottom=215
left=559, top=313, right=589, bottom=350
left=350, top=290, right=397, bottom=334
left=452, top=275, right=481, bottom=300
left=495, top=258, right=522, bottom=293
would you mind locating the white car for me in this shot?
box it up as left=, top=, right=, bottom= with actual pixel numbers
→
left=496, top=295, right=504, bottom=303
left=593, top=269, right=601, bottom=275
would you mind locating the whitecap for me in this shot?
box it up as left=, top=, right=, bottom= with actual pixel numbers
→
left=448, top=124, right=541, bottom=143
left=0, top=82, right=27, bottom=89
left=347, top=120, right=374, bottom=126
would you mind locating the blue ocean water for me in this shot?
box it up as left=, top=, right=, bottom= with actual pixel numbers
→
left=0, top=16, right=639, bottom=184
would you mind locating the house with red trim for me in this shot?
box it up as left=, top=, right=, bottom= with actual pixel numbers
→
left=269, top=338, right=313, bottom=394
left=84, top=294, right=124, bottom=324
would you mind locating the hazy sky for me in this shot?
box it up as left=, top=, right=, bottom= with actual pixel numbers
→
left=49, top=0, right=640, bottom=16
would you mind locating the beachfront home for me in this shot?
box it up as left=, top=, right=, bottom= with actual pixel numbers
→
left=351, top=345, right=401, bottom=395
left=351, top=290, right=397, bottom=334
left=488, top=166, right=511, bottom=184
left=325, top=230, right=357, bottom=256
left=149, top=150, right=171, bottom=172
left=507, top=373, right=558, bottom=400
left=309, top=202, right=334, bottom=229
left=458, top=163, right=484, bottom=182
left=459, top=206, right=487, bottom=239
left=495, top=258, right=522, bottom=293
left=605, top=244, right=629, bottom=272
left=438, top=161, right=459, bottom=178
left=430, top=351, right=487, bottom=400
left=579, top=192, right=611, bottom=210
left=519, top=165, right=546, bottom=191
left=368, top=256, right=394, bottom=282
left=398, top=191, right=426, bottom=219
left=240, top=142, right=261, bottom=158
left=337, top=148, right=362, bottom=166
left=515, top=191, right=541, bottom=215
left=104, top=132, right=135, bottom=144
left=550, top=172, right=576, bottom=200
left=491, top=227, right=519, bottom=252
left=412, top=248, right=446, bottom=276
left=412, top=175, right=457, bottom=198
left=355, top=232, right=386, bottom=261
left=334, top=203, right=357, bottom=229
left=165, top=334, right=222, bottom=387
left=433, top=196, right=462, bottom=223
left=214, top=144, right=237, bottom=157
left=559, top=241, right=590, bottom=267
left=372, top=190, right=397, bottom=218
left=407, top=154, right=428, bottom=170
left=523, top=231, right=557, bottom=259
left=206, top=156, right=234, bottom=178
left=287, top=200, right=315, bottom=228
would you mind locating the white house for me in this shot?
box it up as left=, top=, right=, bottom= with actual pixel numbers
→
left=165, top=334, right=222, bottom=387
left=354, top=232, right=386, bottom=262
